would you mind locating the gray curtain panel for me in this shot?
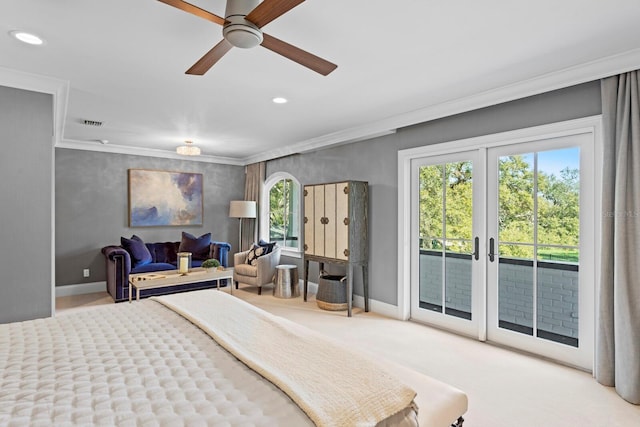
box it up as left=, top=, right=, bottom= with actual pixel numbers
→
left=241, top=161, right=265, bottom=252
left=596, top=71, right=640, bottom=404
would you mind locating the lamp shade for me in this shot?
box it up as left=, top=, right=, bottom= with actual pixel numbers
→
left=229, top=200, right=256, bottom=218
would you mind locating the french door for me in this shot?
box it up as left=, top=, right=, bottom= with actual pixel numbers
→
left=410, top=150, right=484, bottom=337
left=486, top=135, right=594, bottom=368
left=408, top=121, right=597, bottom=369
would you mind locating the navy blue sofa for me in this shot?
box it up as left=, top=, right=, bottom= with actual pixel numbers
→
left=102, top=235, right=231, bottom=302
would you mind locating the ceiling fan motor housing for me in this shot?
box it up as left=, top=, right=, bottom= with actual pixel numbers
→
left=223, top=0, right=263, bottom=48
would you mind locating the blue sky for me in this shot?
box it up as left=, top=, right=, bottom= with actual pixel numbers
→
left=538, top=147, right=580, bottom=177
left=516, top=147, right=580, bottom=177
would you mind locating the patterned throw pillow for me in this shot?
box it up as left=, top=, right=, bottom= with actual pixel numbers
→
left=258, top=239, right=276, bottom=255
left=246, top=244, right=266, bottom=266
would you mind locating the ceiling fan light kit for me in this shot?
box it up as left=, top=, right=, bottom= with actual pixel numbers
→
left=223, top=0, right=263, bottom=48
left=158, top=0, right=337, bottom=76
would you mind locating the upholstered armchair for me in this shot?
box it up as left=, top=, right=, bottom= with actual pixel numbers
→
left=233, top=245, right=281, bottom=295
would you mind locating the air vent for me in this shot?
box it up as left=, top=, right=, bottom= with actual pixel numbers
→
left=82, top=119, right=103, bottom=127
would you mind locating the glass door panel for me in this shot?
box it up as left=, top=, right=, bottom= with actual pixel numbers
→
left=536, top=147, right=581, bottom=347
left=412, top=151, right=480, bottom=335
left=418, top=164, right=444, bottom=312
left=487, top=135, right=592, bottom=369
left=495, top=149, right=581, bottom=345
left=496, top=153, right=536, bottom=336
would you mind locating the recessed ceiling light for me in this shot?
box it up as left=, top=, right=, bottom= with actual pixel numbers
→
left=272, top=97, right=288, bottom=104
left=10, top=30, right=44, bottom=45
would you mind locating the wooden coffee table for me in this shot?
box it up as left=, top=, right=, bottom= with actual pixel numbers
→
left=128, top=267, right=234, bottom=302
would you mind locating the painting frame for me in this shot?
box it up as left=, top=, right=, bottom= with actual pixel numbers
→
left=128, top=169, right=203, bottom=227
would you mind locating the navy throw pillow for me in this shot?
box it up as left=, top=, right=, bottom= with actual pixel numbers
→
left=179, top=232, right=212, bottom=260
left=121, top=235, right=152, bottom=267
left=258, top=239, right=276, bottom=255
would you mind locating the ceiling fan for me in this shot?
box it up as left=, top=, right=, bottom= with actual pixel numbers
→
left=158, top=0, right=338, bottom=76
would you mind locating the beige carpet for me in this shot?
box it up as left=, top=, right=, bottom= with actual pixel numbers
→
left=57, top=287, right=640, bottom=427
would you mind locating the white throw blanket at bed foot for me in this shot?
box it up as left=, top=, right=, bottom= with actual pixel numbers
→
left=153, top=290, right=417, bottom=427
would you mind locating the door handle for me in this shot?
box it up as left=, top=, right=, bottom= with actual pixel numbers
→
left=473, top=237, right=479, bottom=261
left=488, top=238, right=495, bottom=262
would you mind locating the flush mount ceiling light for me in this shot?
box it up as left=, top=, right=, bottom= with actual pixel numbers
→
left=176, top=140, right=201, bottom=156
left=272, top=97, right=288, bottom=104
left=10, top=30, right=44, bottom=45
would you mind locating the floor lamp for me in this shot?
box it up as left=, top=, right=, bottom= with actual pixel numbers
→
left=229, top=200, right=257, bottom=252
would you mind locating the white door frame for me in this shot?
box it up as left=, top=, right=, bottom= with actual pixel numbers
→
left=397, top=116, right=602, bottom=364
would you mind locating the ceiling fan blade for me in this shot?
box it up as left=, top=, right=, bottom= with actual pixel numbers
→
left=261, top=33, right=337, bottom=76
left=186, top=39, right=233, bottom=75
left=245, top=0, right=305, bottom=28
left=157, top=0, right=225, bottom=26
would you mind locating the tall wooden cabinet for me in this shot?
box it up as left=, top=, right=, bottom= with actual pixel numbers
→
left=303, top=181, right=368, bottom=316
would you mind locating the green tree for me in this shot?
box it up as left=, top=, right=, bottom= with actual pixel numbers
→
left=419, top=161, right=473, bottom=252
left=419, top=154, right=579, bottom=261
left=498, top=155, right=535, bottom=258
left=269, top=179, right=299, bottom=247
left=537, top=167, right=579, bottom=246
left=419, top=164, right=443, bottom=249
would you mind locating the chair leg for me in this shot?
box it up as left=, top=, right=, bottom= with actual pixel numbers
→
left=235, top=281, right=239, bottom=289
left=258, top=286, right=262, bottom=295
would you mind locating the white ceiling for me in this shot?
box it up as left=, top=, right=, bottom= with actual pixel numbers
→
left=2, top=0, right=640, bottom=164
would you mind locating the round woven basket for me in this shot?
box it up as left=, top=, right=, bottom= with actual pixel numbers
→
left=316, top=274, right=347, bottom=311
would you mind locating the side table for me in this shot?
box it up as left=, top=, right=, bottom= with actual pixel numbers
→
left=273, top=265, right=300, bottom=298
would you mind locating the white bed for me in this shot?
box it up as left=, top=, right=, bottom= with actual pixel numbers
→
left=0, top=289, right=467, bottom=426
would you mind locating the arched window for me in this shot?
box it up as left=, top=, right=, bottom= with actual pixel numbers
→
left=262, top=172, right=301, bottom=256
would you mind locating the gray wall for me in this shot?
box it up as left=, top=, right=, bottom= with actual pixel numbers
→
left=0, top=86, right=53, bottom=323
left=268, top=80, right=602, bottom=305
left=55, top=149, right=245, bottom=286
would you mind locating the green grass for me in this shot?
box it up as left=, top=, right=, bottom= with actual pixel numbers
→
left=537, top=248, right=579, bottom=263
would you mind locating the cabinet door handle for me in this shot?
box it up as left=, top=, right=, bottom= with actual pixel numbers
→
left=304, top=217, right=308, bottom=224
left=343, top=218, right=349, bottom=225
left=324, top=217, right=329, bottom=224
left=343, top=249, right=350, bottom=257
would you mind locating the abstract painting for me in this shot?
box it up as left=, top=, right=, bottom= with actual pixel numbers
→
left=128, top=169, right=203, bottom=227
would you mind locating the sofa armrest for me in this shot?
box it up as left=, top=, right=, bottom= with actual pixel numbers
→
left=210, top=241, right=231, bottom=267
left=101, top=245, right=132, bottom=302
left=102, top=246, right=131, bottom=274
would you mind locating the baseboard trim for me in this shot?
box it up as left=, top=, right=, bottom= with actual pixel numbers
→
left=56, top=280, right=402, bottom=317
left=56, top=281, right=106, bottom=298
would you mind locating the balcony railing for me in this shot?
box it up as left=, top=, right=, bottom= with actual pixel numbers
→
left=419, top=250, right=579, bottom=347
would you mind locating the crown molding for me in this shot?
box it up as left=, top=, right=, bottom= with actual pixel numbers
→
left=247, top=47, right=640, bottom=164
left=241, top=129, right=397, bottom=164
left=0, top=66, right=69, bottom=145
left=56, top=139, right=245, bottom=166
left=4, top=48, right=640, bottom=166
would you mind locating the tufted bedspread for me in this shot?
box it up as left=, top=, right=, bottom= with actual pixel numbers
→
left=0, top=291, right=423, bottom=426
